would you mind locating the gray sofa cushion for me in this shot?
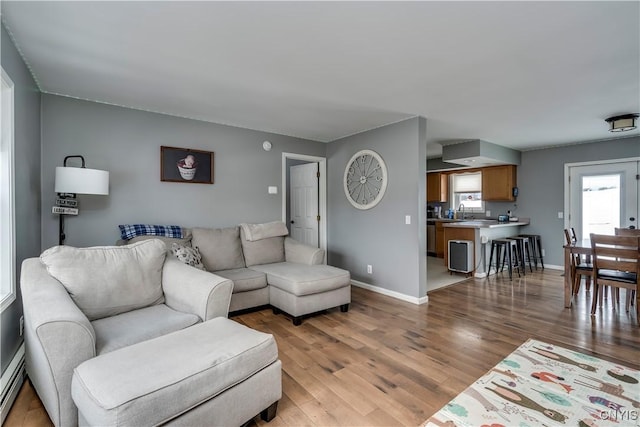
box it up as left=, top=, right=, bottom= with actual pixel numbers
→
left=40, top=240, right=166, bottom=320
left=215, top=268, right=267, bottom=293
left=192, top=226, right=246, bottom=271
left=72, top=318, right=279, bottom=426
left=240, top=228, right=285, bottom=267
left=92, top=304, right=200, bottom=355
left=240, top=221, right=288, bottom=241
left=250, top=262, right=351, bottom=296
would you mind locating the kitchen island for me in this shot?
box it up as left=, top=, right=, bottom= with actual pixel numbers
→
left=442, top=219, right=530, bottom=278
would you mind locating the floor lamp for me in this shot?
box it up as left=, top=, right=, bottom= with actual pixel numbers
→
left=54, top=155, right=109, bottom=245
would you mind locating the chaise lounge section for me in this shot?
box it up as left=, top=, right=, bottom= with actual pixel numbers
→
left=121, top=221, right=352, bottom=325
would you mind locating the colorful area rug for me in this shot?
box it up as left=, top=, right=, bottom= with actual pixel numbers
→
left=425, top=339, right=639, bottom=427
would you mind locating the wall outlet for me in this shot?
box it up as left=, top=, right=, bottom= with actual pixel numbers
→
left=367, top=264, right=373, bottom=274
left=405, top=215, right=411, bottom=225
left=541, top=249, right=546, bottom=257
left=485, top=210, right=491, bottom=217
left=558, top=211, right=563, bottom=219
left=19, top=315, right=24, bottom=336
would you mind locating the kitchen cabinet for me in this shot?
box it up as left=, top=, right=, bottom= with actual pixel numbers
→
left=482, top=165, right=517, bottom=201
left=427, top=172, right=448, bottom=202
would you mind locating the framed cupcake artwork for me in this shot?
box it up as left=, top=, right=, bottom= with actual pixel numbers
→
left=160, top=146, right=214, bottom=184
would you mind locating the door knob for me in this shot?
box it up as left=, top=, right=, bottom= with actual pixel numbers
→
left=290, top=220, right=295, bottom=224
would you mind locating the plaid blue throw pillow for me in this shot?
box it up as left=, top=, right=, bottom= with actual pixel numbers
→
left=119, top=224, right=183, bottom=241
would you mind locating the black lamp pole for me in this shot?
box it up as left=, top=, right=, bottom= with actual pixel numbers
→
left=57, top=155, right=86, bottom=245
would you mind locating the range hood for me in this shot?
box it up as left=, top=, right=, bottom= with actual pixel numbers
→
left=441, top=139, right=521, bottom=167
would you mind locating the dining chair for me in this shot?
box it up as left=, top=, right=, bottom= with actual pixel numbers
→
left=614, top=228, right=640, bottom=309
left=615, top=227, right=640, bottom=236
left=564, top=229, right=592, bottom=296
left=589, top=233, right=639, bottom=319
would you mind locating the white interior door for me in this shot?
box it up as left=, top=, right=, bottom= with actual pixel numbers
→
left=290, top=162, right=319, bottom=247
left=568, top=160, right=639, bottom=239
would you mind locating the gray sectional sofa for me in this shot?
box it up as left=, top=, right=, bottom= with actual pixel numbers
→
left=122, top=222, right=352, bottom=325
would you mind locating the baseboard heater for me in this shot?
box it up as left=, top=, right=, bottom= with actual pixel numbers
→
left=1, top=343, right=25, bottom=424
left=448, top=240, right=474, bottom=273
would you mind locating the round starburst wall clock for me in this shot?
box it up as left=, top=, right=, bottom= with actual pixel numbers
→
left=343, top=149, right=388, bottom=210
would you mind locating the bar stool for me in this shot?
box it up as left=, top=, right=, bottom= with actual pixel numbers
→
left=488, top=238, right=521, bottom=280
left=507, top=236, right=534, bottom=274
left=518, top=234, right=544, bottom=270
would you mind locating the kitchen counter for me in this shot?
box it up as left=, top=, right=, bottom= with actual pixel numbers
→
left=442, top=219, right=530, bottom=229
left=441, top=218, right=531, bottom=278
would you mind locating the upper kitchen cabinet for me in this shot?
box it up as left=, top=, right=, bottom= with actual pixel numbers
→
left=427, top=172, right=448, bottom=202
left=482, top=165, right=517, bottom=201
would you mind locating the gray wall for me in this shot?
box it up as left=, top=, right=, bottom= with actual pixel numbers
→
left=40, top=95, right=326, bottom=248
left=1, top=24, right=41, bottom=375
left=516, top=136, right=640, bottom=266
left=327, top=117, right=427, bottom=299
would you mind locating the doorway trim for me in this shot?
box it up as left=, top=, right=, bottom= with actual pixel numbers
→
left=282, top=152, right=327, bottom=252
left=563, top=156, right=640, bottom=232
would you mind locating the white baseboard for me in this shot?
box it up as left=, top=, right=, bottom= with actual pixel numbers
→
left=351, top=280, right=428, bottom=305
left=1, top=343, right=25, bottom=425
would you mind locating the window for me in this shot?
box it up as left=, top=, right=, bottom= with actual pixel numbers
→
left=450, top=172, right=484, bottom=213
left=1, top=68, right=16, bottom=311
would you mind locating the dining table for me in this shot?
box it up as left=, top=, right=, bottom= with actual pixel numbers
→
left=562, top=238, right=592, bottom=308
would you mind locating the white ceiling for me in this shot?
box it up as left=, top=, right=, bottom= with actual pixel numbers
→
left=2, top=1, right=639, bottom=158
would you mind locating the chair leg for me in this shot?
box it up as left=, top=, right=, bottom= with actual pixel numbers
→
left=572, top=270, right=580, bottom=296
left=506, top=245, right=513, bottom=280
left=590, top=282, right=599, bottom=315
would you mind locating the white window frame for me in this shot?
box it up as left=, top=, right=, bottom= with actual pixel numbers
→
left=450, top=171, right=485, bottom=213
left=1, top=67, right=16, bottom=312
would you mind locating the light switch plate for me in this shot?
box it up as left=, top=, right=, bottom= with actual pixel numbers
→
left=558, top=211, right=563, bottom=219
left=405, top=215, right=411, bottom=224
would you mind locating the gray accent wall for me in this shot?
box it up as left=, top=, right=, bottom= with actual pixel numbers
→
left=40, top=95, right=326, bottom=248
left=1, top=24, right=41, bottom=375
left=327, top=117, right=427, bottom=299
left=516, top=136, right=640, bottom=267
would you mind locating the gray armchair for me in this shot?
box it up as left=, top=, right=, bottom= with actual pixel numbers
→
left=20, top=239, right=233, bottom=427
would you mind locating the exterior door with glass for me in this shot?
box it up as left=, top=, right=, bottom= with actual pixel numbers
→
left=568, top=160, right=639, bottom=239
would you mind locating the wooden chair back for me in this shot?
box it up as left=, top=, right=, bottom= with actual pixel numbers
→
left=589, top=233, right=639, bottom=317
left=615, top=228, right=640, bottom=236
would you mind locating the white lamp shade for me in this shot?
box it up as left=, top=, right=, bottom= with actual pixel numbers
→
left=55, top=167, right=109, bottom=195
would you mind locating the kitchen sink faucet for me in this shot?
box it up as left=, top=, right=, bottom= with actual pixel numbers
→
left=458, top=203, right=465, bottom=219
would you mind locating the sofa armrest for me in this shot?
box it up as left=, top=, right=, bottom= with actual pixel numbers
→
left=162, top=258, right=233, bottom=321
left=20, top=258, right=96, bottom=427
left=284, top=237, right=325, bottom=265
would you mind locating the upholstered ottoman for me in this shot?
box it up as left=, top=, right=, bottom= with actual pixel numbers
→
left=251, top=263, right=351, bottom=325
left=71, top=318, right=281, bottom=426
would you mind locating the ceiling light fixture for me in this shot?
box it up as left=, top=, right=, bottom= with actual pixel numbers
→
left=605, top=114, right=638, bottom=132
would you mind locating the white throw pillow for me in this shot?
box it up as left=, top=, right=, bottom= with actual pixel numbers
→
left=40, top=239, right=167, bottom=320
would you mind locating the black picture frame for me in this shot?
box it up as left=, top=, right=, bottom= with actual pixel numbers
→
left=160, top=146, right=214, bottom=184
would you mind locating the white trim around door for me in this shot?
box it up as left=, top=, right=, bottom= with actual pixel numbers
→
left=282, top=152, right=327, bottom=255
left=564, top=156, right=640, bottom=235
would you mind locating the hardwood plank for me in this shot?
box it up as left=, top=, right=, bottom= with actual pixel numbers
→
left=7, top=268, right=639, bottom=427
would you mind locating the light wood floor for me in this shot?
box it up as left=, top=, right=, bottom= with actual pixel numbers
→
left=5, top=268, right=639, bottom=427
